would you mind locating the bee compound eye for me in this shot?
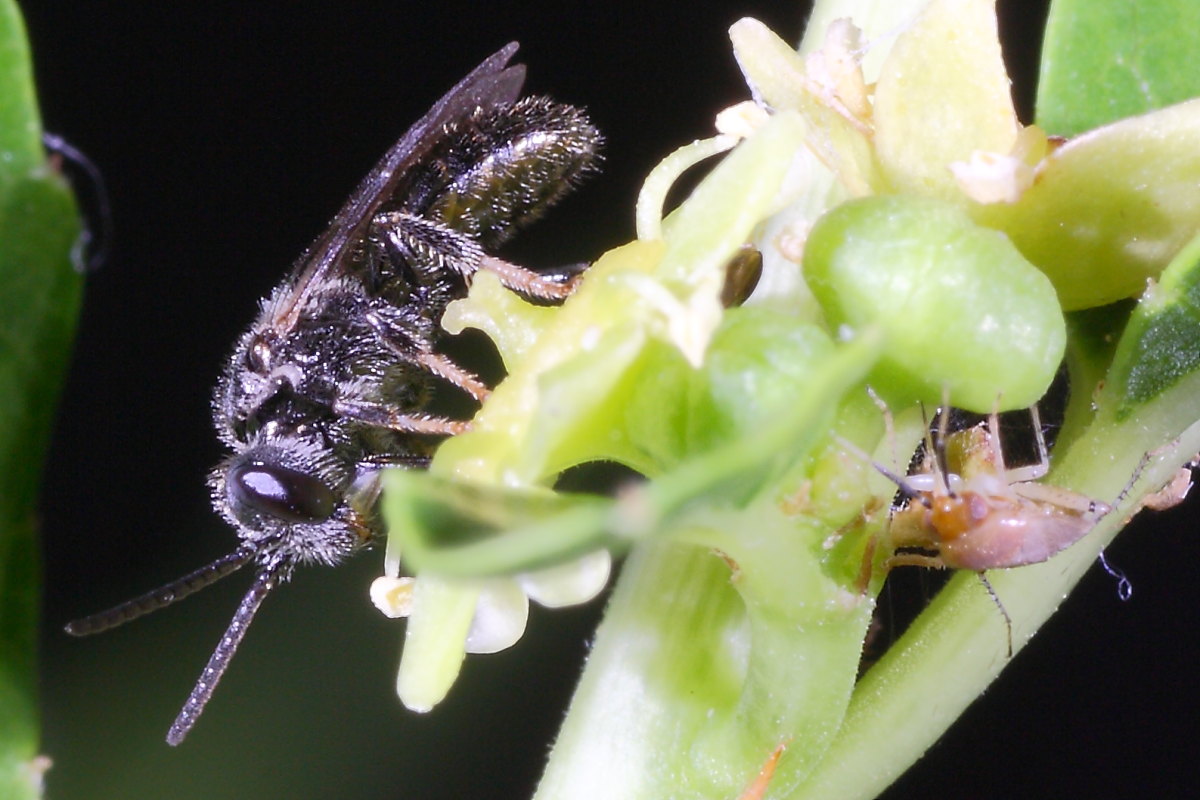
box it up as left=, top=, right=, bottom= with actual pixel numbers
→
left=229, top=462, right=337, bottom=523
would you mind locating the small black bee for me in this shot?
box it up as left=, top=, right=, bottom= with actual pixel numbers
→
left=65, top=43, right=602, bottom=745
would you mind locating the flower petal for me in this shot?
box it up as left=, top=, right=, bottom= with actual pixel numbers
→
left=464, top=580, right=530, bottom=654
left=874, top=0, right=1019, bottom=199
left=518, top=549, right=613, bottom=608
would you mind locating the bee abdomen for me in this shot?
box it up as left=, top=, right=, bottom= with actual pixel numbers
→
left=415, top=96, right=603, bottom=247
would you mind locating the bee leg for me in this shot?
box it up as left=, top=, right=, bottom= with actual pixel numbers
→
left=332, top=397, right=469, bottom=436
left=375, top=212, right=584, bottom=301
left=479, top=253, right=581, bottom=300
left=359, top=452, right=433, bottom=469
left=361, top=301, right=490, bottom=402
left=414, top=350, right=490, bottom=402
left=372, top=211, right=483, bottom=287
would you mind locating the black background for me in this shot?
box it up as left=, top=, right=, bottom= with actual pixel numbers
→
left=24, top=1, right=1198, bottom=798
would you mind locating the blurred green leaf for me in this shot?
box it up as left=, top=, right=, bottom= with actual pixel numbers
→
left=1038, top=0, right=1200, bottom=135
left=385, top=474, right=615, bottom=576
left=0, top=0, right=84, bottom=796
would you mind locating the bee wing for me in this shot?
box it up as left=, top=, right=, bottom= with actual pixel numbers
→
left=268, top=42, right=526, bottom=331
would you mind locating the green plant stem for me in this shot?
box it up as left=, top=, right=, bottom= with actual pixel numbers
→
left=534, top=519, right=876, bottom=800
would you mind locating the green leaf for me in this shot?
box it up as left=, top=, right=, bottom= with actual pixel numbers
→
left=384, top=474, right=616, bottom=576
left=0, top=1, right=84, bottom=796
left=1038, top=0, right=1200, bottom=135
left=1108, top=231, right=1200, bottom=416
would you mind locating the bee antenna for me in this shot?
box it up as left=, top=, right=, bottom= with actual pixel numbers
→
left=64, top=546, right=256, bottom=636
left=167, top=559, right=288, bottom=746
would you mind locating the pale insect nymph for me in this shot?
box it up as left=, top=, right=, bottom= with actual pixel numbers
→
left=884, top=404, right=1110, bottom=574
left=858, top=396, right=1196, bottom=655
left=65, top=43, right=602, bottom=745
left=858, top=401, right=1114, bottom=653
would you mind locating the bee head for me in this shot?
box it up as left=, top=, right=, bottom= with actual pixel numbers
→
left=209, top=432, right=377, bottom=567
